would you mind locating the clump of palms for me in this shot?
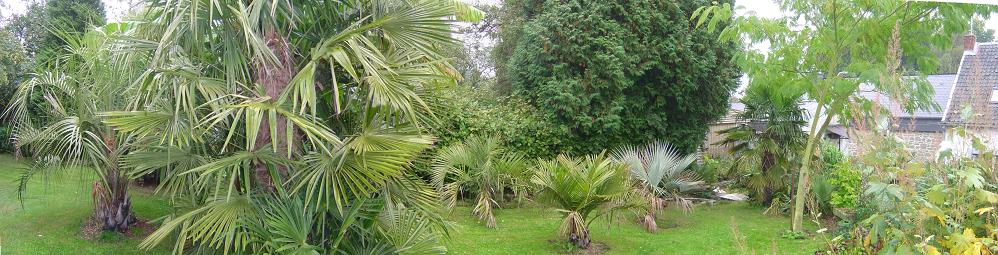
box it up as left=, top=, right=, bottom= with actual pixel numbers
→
left=60, top=0, right=489, bottom=253
left=613, top=141, right=702, bottom=232
left=532, top=153, right=638, bottom=249
left=432, top=136, right=530, bottom=228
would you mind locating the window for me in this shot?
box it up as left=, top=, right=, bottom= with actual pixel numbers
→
left=991, top=90, right=998, bottom=103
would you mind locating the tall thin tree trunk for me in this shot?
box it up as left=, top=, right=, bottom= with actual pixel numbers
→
left=252, top=29, right=296, bottom=191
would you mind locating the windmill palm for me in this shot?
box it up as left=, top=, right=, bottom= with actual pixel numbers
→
left=84, top=0, right=485, bottom=253
left=431, top=136, right=530, bottom=228
left=613, top=141, right=701, bottom=232
left=718, top=84, right=807, bottom=206
left=5, top=24, right=147, bottom=231
left=532, top=153, right=639, bottom=249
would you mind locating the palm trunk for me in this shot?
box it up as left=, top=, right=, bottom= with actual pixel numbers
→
left=92, top=176, right=135, bottom=231
left=252, top=29, right=296, bottom=191
left=641, top=210, right=658, bottom=233
left=569, top=226, right=591, bottom=249
left=640, top=195, right=663, bottom=232
left=94, top=130, right=135, bottom=231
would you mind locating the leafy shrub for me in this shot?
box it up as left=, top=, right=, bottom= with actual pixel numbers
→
left=430, top=85, right=566, bottom=160
left=827, top=129, right=998, bottom=254
left=819, top=140, right=845, bottom=172
left=694, top=155, right=721, bottom=184
left=826, top=162, right=860, bottom=209
left=498, top=0, right=740, bottom=155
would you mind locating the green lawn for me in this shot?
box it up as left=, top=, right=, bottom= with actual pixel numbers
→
left=0, top=154, right=825, bottom=254
left=445, top=203, right=826, bottom=255
left=0, top=154, right=172, bottom=255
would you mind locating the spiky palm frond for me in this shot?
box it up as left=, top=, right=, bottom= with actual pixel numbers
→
left=717, top=84, right=807, bottom=205
left=532, top=153, right=639, bottom=248
left=5, top=24, right=149, bottom=231
left=431, top=136, right=530, bottom=228
left=612, top=141, right=701, bottom=232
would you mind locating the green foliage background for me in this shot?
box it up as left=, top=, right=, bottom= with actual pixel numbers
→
left=1, top=0, right=106, bottom=153
left=495, top=0, right=740, bottom=154
left=6, top=0, right=105, bottom=65
left=429, top=86, right=566, bottom=159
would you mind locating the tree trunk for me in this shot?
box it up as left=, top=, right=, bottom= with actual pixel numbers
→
left=639, top=195, right=663, bottom=232
left=641, top=210, right=658, bottom=233
left=567, top=214, right=591, bottom=249
left=569, top=229, right=591, bottom=249
left=252, top=29, right=296, bottom=192
left=94, top=131, right=135, bottom=231
left=92, top=179, right=135, bottom=231
left=792, top=104, right=836, bottom=232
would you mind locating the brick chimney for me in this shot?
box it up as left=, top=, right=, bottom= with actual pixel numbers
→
left=964, top=33, right=977, bottom=52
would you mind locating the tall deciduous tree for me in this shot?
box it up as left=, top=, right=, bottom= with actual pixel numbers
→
left=496, top=0, right=740, bottom=155
left=695, top=0, right=992, bottom=232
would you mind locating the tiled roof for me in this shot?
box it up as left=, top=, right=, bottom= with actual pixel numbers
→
left=858, top=74, right=955, bottom=119
left=943, top=43, right=998, bottom=127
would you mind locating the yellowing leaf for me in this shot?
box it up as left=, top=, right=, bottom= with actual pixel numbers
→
left=975, top=207, right=995, bottom=216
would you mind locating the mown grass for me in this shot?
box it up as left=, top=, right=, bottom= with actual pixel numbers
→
left=0, top=154, right=172, bottom=255
left=445, top=202, right=827, bottom=255
left=0, top=154, right=825, bottom=254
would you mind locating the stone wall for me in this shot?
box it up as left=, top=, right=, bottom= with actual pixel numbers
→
left=843, top=130, right=943, bottom=162
left=895, top=131, right=944, bottom=162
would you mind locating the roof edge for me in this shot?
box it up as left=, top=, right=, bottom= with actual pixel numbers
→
left=941, top=51, right=968, bottom=122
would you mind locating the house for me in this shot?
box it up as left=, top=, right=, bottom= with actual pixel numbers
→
left=702, top=100, right=851, bottom=158
left=704, top=73, right=958, bottom=162
left=939, top=35, right=998, bottom=157
left=704, top=34, right=993, bottom=162
left=845, top=74, right=956, bottom=161
left=703, top=101, right=745, bottom=157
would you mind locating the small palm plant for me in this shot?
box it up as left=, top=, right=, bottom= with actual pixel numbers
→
left=431, top=136, right=530, bottom=228
left=532, top=153, right=637, bottom=249
left=613, top=141, right=702, bottom=232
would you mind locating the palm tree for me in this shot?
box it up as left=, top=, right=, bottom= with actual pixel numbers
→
left=532, top=153, right=638, bottom=249
left=84, top=0, right=484, bottom=253
left=613, top=141, right=701, bottom=232
left=431, top=136, right=530, bottom=228
left=5, top=25, right=146, bottom=231
left=718, top=84, right=807, bottom=206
